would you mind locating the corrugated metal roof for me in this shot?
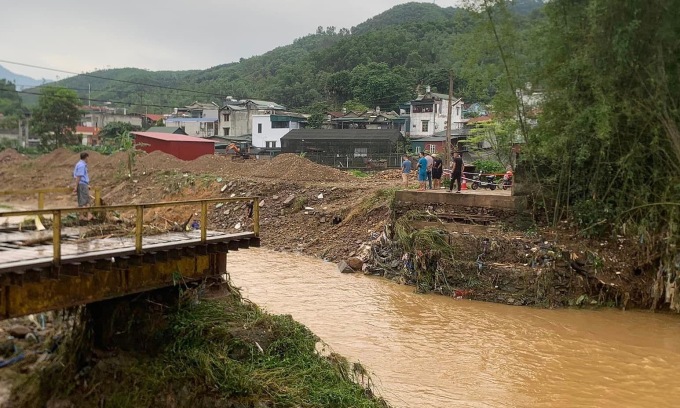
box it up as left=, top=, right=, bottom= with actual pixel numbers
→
left=131, top=132, right=216, bottom=143
left=146, top=126, right=187, bottom=134
left=281, top=129, right=402, bottom=141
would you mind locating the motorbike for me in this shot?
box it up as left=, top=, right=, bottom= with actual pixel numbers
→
left=470, top=171, right=497, bottom=190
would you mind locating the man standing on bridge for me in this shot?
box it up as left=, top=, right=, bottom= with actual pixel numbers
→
left=448, top=152, right=464, bottom=193
left=73, top=152, right=93, bottom=220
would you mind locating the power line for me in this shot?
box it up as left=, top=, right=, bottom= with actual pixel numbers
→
left=0, top=59, right=231, bottom=101
left=0, top=88, right=183, bottom=111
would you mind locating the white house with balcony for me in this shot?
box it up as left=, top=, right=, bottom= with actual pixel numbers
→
left=252, top=113, right=307, bottom=149
left=409, top=86, right=465, bottom=138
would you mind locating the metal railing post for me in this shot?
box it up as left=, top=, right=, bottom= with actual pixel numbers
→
left=135, top=205, right=143, bottom=254
left=200, top=201, right=208, bottom=243
left=38, top=192, right=45, bottom=210
left=52, top=210, right=61, bottom=264
left=253, top=198, right=260, bottom=237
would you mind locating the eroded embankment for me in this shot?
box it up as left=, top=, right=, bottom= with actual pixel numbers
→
left=352, top=200, right=666, bottom=311
left=4, top=285, right=388, bottom=408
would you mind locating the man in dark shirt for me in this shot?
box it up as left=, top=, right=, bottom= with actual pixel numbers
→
left=449, top=152, right=464, bottom=193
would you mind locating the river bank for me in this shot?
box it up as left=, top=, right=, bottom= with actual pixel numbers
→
left=0, top=148, right=673, bottom=313
left=1, top=286, right=388, bottom=408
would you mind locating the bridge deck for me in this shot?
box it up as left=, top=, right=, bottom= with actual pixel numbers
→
left=0, top=230, right=254, bottom=274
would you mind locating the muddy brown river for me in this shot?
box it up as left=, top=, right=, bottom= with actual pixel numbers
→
left=229, top=249, right=680, bottom=407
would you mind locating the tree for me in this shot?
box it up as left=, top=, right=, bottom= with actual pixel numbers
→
left=0, top=80, right=23, bottom=130
left=349, top=62, right=412, bottom=109
left=31, top=87, right=81, bottom=149
left=99, top=121, right=141, bottom=139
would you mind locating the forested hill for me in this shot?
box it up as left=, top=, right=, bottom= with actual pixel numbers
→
left=35, top=1, right=545, bottom=113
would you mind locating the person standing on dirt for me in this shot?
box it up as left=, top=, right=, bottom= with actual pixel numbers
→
left=416, top=152, right=428, bottom=191
left=425, top=152, right=434, bottom=189
left=448, top=152, right=464, bottom=193
left=432, top=154, right=443, bottom=190
left=401, top=155, right=412, bottom=189
left=73, top=152, right=93, bottom=220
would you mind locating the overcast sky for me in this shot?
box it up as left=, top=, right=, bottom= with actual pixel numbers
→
left=1, top=0, right=465, bottom=82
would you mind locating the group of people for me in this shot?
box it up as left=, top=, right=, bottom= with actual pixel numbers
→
left=401, top=151, right=465, bottom=193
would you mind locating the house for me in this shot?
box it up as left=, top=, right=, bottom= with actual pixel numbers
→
left=131, top=131, right=214, bottom=161
left=281, top=129, right=403, bottom=156
left=218, top=98, right=286, bottom=137
left=145, top=126, right=188, bottom=135
left=409, top=136, right=447, bottom=155
left=408, top=86, right=465, bottom=138
left=81, top=106, right=143, bottom=129
left=166, top=102, right=219, bottom=137
left=76, top=126, right=101, bottom=146
left=141, top=114, right=165, bottom=129
left=252, top=113, right=307, bottom=149
left=329, top=108, right=406, bottom=132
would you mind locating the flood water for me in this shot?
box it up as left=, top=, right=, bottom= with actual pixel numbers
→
left=229, top=249, right=680, bottom=408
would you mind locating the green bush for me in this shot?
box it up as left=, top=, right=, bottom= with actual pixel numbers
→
left=472, top=159, right=505, bottom=174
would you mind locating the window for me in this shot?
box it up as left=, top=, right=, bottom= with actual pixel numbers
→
left=429, top=144, right=437, bottom=154
left=257, top=123, right=262, bottom=133
left=421, top=121, right=429, bottom=132
left=272, top=121, right=290, bottom=129
left=412, top=105, right=434, bottom=114
left=415, top=146, right=422, bottom=154
left=266, top=141, right=277, bottom=148
left=354, top=147, right=368, bottom=158
left=223, top=113, right=230, bottom=122
left=456, top=106, right=460, bottom=117
left=223, top=127, right=230, bottom=136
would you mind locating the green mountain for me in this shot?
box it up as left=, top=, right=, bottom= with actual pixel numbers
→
left=28, top=1, right=544, bottom=113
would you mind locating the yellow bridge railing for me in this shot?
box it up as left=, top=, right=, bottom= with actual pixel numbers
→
left=0, top=187, right=103, bottom=210
left=0, top=197, right=260, bottom=265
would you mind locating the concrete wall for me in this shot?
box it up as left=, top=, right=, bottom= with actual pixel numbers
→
left=252, top=115, right=301, bottom=148
left=410, top=99, right=465, bottom=138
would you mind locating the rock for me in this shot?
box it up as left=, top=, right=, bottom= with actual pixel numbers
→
left=215, top=203, right=224, bottom=209
left=223, top=209, right=230, bottom=215
left=8, top=325, right=31, bottom=339
left=283, top=194, right=296, bottom=206
left=235, top=223, right=242, bottom=230
left=221, top=185, right=228, bottom=192
left=317, top=193, right=324, bottom=199
left=320, top=217, right=327, bottom=223
left=259, top=199, right=265, bottom=208
left=272, top=195, right=279, bottom=200
left=337, top=261, right=355, bottom=273
left=230, top=193, right=236, bottom=198
left=506, top=298, right=516, bottom=305
left=347, top=257, right=364, bottom=271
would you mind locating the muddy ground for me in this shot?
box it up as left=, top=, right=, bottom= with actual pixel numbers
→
left=0, top=148, right=661, bottom=311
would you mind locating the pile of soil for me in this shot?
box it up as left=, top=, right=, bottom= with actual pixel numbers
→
left=0, top=149, right=26, bottom=165
left=250, top=154, right=356, bottom=182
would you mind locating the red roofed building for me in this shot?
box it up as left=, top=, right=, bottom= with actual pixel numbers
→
left=131, top=132, right=215, bottom=161
left=76, top=126, right=101, bottom=146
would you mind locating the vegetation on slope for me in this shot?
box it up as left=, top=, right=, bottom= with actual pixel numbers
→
left=22, top=1, right=545, bottom=112
left=11, top=288, right=388, bottom=408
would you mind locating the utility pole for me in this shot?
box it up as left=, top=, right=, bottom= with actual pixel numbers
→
left=88, top=84, right=91, bottom=107
left=445, top=70, right=454, bottom=169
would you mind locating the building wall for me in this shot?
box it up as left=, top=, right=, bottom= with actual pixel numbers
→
left=135, top=136, right=214, bottom=160
left=252, top=115, right=301, bottom=148
left=219, top=110, right=251, bottom=137
left=83, top=113, right=143, bottom=128
left=409, top=99, right=465, bottom=138
left=165, top=119, right=218, bottom=138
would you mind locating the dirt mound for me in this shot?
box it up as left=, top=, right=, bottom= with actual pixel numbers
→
left=251, top=154, right=355, bottom=182
left=137, top=150, right=185, bottom=172
left=0, top=149, right=26, bottom=165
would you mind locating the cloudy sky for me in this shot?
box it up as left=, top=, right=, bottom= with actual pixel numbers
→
left=1, top=0, right=464, bottom=81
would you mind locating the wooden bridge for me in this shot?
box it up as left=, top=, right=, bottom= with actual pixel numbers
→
left=0, top=196, right=260, bottom=320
